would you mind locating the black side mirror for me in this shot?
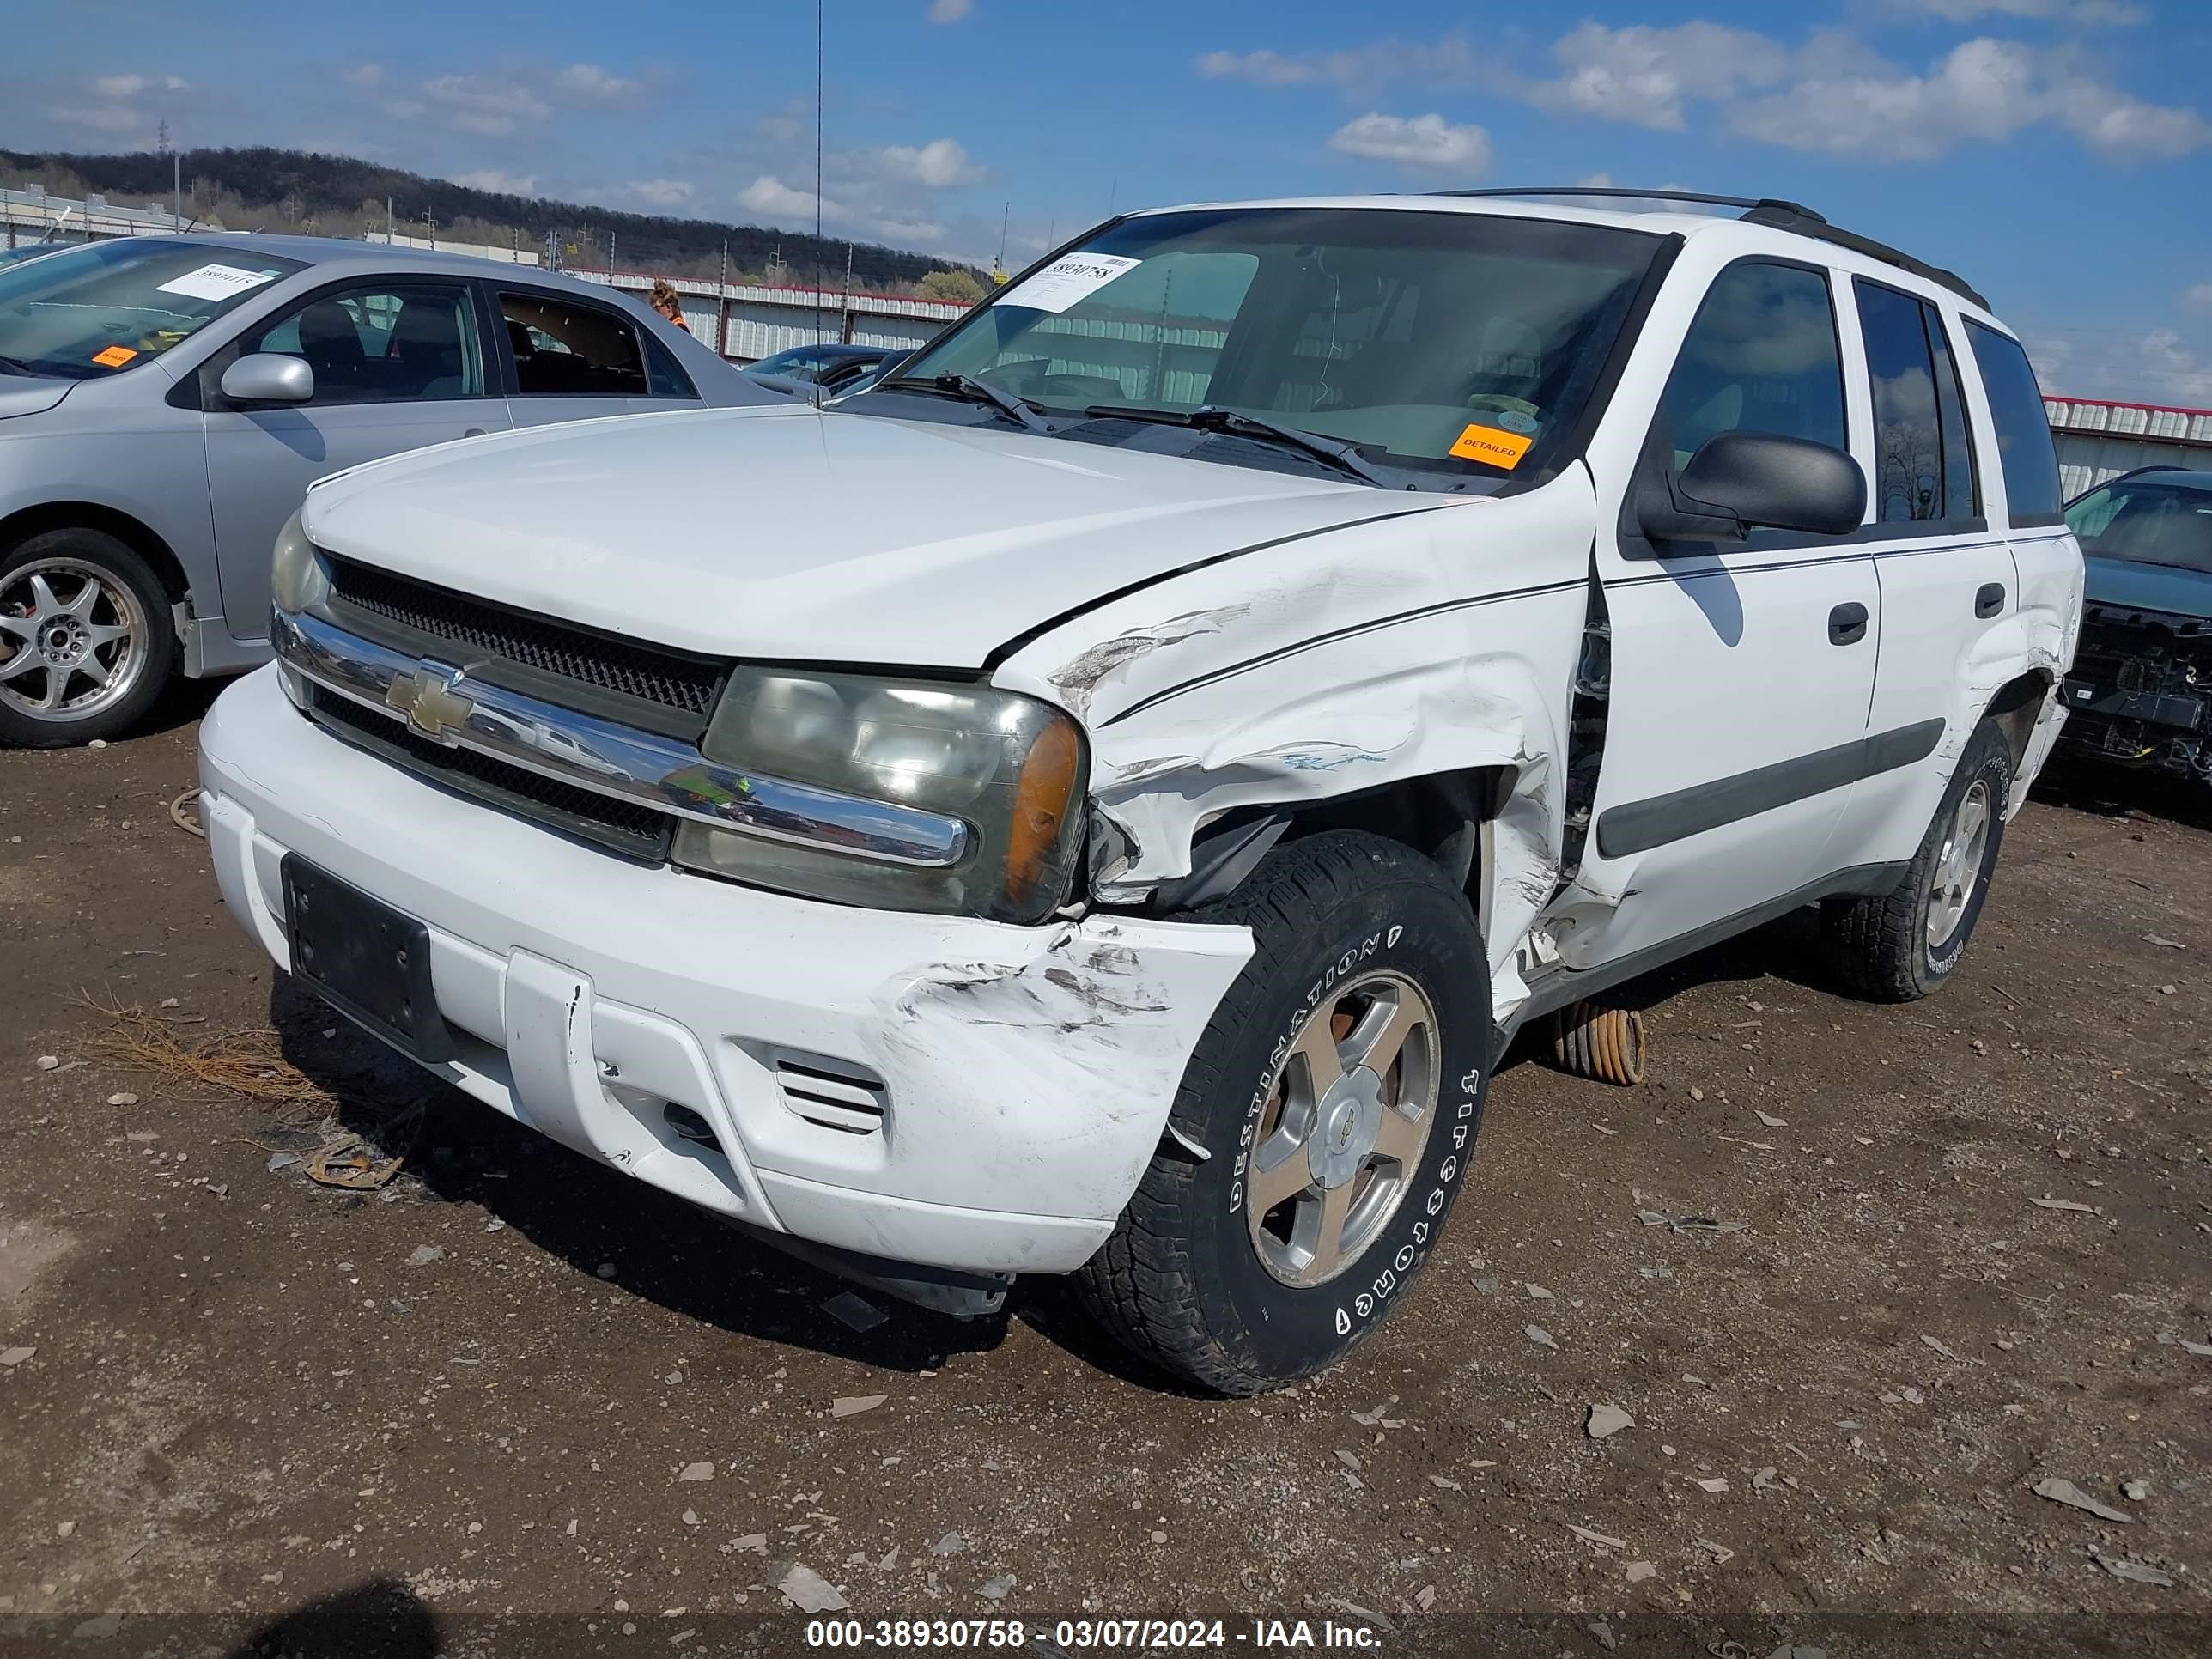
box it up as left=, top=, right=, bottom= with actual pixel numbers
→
left=1637, top=430, right=1866, bottom=544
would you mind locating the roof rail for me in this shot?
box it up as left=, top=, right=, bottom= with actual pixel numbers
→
left=1431, top=185, right=1821, bottom=216
left=1737, top=201, right=1989, bottom=312
left=1431, top=185, right=1990, bottom=312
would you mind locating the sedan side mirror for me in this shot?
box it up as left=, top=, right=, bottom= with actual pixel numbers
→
left=221, top=353, right=314, bottom=405
left=1637, top=430, right=1866, bottom=544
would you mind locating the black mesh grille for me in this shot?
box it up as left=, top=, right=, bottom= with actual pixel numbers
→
left=325, top=556, right=725, bottom=723
left=307, top=688, right=672, bottom=862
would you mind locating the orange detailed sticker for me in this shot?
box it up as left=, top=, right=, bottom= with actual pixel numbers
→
left=92, top=345, right=137, bottom=368
left=1449, top=422, right=1533, bottom=468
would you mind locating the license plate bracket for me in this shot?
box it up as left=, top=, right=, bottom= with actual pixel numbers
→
left=282, top=854, right=458, bottom=1063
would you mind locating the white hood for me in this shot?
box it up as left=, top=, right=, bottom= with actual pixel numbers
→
left=300, top=404, right=1454, bottom=666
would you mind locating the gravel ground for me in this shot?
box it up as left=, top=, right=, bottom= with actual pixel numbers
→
left=1, top=688, right=2208, bottom=1657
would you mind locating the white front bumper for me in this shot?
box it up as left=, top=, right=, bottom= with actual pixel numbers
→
left=198, top=666, right=1252, bottom=1275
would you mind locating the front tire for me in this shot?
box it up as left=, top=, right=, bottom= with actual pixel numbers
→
left=1822, top=720, right=2013, bottom=1001
left=0, top=528, right=173, bottom=749
left=1077, top=830, right=1493, bottom=1395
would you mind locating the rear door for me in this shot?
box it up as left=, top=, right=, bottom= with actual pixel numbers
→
left=1571, top=257, right=1881, bottom=967
left=1830, top=280, right=2017, bottom=865
left=1966, top=321, right=2081, bottom=777
left=492, top=285, right=700, bottom=428
left=205, top=277, right=511, bottom=635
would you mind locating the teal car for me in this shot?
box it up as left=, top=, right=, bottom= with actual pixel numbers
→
left=2059, top=465, right=2212, bottom=779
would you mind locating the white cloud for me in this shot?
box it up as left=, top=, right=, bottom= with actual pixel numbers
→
left=739, top=175, right=844, bottom=223
left=1327, top=112, right=1489, bottom=172
left=2136, top=329, right=2212, bottom=403
left=869, top=137, right=982, bottom=189
left=616, top=178, right=697, bottom=210
left=92, top=73, right=146, bottom=98
left=2185, top=283, right=2212, bottom=310
left=422, top=73, right=550, bottom=137
left=1196, top=36, right=1474, bottom=91
left=47, top=103, right=144, bottom=133
left=2052, top=77, right=2212, bottom=158
left=1198, top=49, right=1322, bottom=87
left=1732, top=36, right=2038, bottom=158
left=1529, top=21, right=1790, bottom=131
left=453, top=169, right=540, bottom=195
left=555, top=64, right=640, bottom=102
left=927, top=0, right=973, bottom=21
left=1887, top=0, right=2145, bottom=22
left=342, top=62, right=384, bottom=88
left=1731, top=35, right=2207, bottom=161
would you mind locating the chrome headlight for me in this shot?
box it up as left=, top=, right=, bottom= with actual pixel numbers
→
left=270, top=509, right=328, bottom=616
left=672, top=666, right=1087, bottom=923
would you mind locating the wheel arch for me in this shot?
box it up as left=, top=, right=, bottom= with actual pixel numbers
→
left=1978, top=666, right=2055, bottom=774
left=0, top=501, right=192, bottom=609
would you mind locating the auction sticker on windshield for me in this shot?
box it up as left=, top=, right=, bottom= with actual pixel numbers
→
left=1449, top=422, right=1534, bottom=469
left=155, top=263, right=283, bottom=303
left=1000, top=253, right=1141, bottom=315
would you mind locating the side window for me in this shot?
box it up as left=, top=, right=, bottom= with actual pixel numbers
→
left=1854, top=279, right=1978, bottom=525
left=1965, top=322, right=2063, bottom=526
left=641, top=327, right=699, bottom=399
left=499, top=291, right=648, bottom=396
left=241, top=283, right=484, bottom=405
left=1655, top=261, right=1847, bottom=471
left=1924, top=305, right=1978, bottom=520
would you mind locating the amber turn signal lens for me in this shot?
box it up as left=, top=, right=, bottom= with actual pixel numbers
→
left=1004, top=714, right=1081, bottom=909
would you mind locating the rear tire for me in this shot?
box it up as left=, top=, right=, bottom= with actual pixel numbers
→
left=1077, top=830, right=1493, bottom=1395
left=0, top=528, right=173, bottom=749
left=1822, top=720, right=2012, bottom=1002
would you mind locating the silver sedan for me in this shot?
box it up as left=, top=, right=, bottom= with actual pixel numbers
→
left=0, top=234, right=778, bottom=746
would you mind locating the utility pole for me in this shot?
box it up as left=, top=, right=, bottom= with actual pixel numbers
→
left=386, top=197, right=392, bottom=245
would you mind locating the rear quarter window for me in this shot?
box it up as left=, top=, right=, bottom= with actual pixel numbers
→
left=1965, top=322, right=2063, bottom=527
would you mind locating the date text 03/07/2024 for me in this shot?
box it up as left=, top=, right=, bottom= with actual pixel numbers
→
left=802, top=1619, right=1385, bottom=1649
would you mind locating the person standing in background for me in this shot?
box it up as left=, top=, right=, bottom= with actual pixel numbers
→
left=650, top=279, right=689, bottom=331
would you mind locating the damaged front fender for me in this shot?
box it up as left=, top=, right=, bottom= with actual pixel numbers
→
left=994, top=471, right=1599, bottom=1021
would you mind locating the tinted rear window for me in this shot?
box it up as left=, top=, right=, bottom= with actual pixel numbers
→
left=1965, top=322, right=2063, bottom=526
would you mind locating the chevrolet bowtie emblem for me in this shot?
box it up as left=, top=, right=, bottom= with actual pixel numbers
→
left=386, top=665, right=475, bottom=740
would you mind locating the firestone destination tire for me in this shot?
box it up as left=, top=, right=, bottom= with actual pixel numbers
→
left=1822, top=719, right=2014, bottom=1002
left=1078, top=830, right=1493, bottom=1395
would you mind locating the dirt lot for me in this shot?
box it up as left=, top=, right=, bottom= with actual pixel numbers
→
left=2, top=687, right=2208, bottom=1658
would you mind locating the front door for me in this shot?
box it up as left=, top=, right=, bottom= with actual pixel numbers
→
left=205, top=279, right=510, bottom=635
left=1569, top=258, right=1881, bottom=968
left=494, top=286, right=692, bottom=428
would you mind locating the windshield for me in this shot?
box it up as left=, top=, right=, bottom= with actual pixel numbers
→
left=2067, top=477, right=2212, bottom=575
left=0, top=240, right=305, bottom=380
left=872, top=207, right=1662, bottom=489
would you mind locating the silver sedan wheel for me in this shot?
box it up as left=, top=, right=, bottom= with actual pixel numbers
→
left=1927, top=778, right=1993, bottom=951
left=1245, top=969, right=1441, bottom=1288
left=0, top=557, right=147, bottom=723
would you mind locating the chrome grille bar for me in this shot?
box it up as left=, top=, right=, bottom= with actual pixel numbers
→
left=272, top=609, right=969, bottom=870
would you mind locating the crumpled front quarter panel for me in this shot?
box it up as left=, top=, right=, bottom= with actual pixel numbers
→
left=994, top=471, right=1599, bottom=1014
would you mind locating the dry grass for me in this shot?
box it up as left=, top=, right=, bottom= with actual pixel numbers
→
left=79, top=992, right=337, bottom=1125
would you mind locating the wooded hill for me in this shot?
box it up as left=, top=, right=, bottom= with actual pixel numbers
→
left=0, top=146, right=977, bottom=291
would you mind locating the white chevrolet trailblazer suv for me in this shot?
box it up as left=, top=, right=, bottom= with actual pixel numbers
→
left=200, top=190, right=2081, bottom=1393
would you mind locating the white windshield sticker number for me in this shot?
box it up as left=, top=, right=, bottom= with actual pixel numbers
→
left=1000, top=253, right=1140, bottom=315
left=155, top=264, right=282, bottom=303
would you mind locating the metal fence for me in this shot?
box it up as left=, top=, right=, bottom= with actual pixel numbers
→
left=2046, top=397, right=2212, bottom=498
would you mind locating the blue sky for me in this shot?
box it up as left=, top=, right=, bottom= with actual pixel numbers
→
left=7, top=0, right=2209, bottom=404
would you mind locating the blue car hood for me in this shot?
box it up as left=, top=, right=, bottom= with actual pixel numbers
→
left=0, top=376, right=73, bottom=421
left=2084, top=554, right=2212, bottom=621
